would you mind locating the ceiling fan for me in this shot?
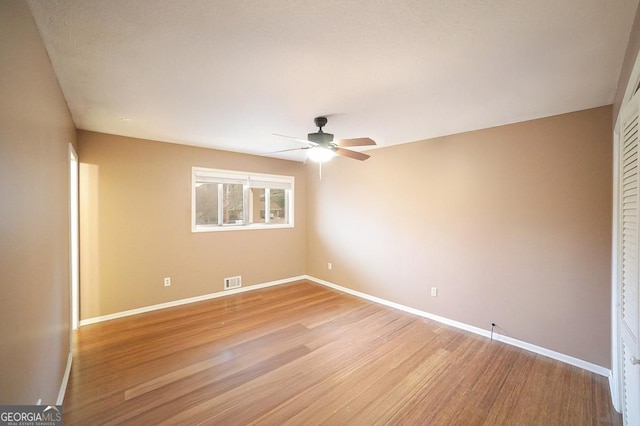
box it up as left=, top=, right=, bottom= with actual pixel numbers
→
left=272, top=116, right=376, bottom=162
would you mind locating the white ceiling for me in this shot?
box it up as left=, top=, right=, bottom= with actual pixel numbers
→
left=28, top=0, right=639, bottom=162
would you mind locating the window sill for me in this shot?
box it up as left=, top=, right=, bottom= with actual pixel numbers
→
left=192, top=223, right=294, bottom=233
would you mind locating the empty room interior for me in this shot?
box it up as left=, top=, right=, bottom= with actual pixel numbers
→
left=3, top=0, right=640, bottom=424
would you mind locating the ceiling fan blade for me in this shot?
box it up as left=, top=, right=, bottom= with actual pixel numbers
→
left=272, top=133, right=318, bottom=145
left=336, top=137, right=376, bottom=147
left=335, top=148, right=371, bottom=161
left=265, top=147, right=311, bottom=154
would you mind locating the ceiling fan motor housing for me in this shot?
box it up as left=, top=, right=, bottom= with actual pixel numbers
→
left=308, top=131, right=334, bottom=144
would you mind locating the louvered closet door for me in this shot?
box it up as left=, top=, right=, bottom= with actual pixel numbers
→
left=619, top=90, right=640, bottom=426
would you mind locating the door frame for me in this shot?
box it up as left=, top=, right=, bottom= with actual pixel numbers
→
left=612, top=49, right=640, bottom=415
left=69, top=143, right=79, bottom=332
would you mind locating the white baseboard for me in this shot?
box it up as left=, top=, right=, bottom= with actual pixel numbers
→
left=57, top=351, right=72, bottom=405
left=78, top=276, right=305, bottom=327
left=304, top=275, right=611, bottom=377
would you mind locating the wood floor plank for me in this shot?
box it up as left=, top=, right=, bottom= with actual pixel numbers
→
left=258, top=320, right=440, bottom=425
left=159, top=308, right=416, bottom=424
left=123, top=323, right=311, bottom=400
left=63, top=280, right=622, bottom=425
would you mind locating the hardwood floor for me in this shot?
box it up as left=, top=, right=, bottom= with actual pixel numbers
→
left=64, top=280, right=621, bottom=425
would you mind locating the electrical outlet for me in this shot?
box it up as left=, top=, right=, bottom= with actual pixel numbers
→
left=430, top=287, right=437, bottom=297
left=327, top=262, right=332, bottom=270
left=164, top=277, right=171, bottom=287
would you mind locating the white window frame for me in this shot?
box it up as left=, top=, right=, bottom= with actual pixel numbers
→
left=192, top=167, right=294, bottom=232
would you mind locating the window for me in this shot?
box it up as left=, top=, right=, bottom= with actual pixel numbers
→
left=192, top=167, right=294, bottom=232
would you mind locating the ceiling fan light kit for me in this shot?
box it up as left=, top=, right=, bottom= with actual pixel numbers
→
left=307, top=146, right=336, bottom=162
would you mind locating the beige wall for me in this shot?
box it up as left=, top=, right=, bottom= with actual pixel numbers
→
left=306, top=106, right=613, bottom=368
left=78, top=131, right=306, bottom=319
left=0, top=1, right=76, bottom=404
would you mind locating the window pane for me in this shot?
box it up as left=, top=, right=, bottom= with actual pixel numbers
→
left=251, top=188, right=266, bottom=224
left=195, top=183, right=218, bottom=225
left=223, top=183, right=244, bottom=225
left=270, top=189, right=287, bottom=224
